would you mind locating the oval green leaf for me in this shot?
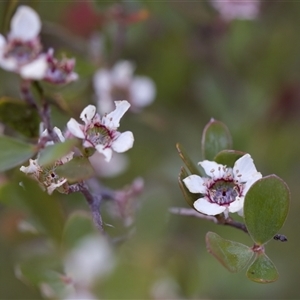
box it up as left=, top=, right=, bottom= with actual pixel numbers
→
left=56, top=156, right=95, bottom=183
left=201, top=119, right=232, bottom=160
left=244, top=175, right=290, bottom=245
left=0, top=177, right=64, bottom=242
left=206, top=231, right=254, bottom=273
left=0, top=97, right=40, bottom=138
left=214, top=150, right=246, bottom=168
left=176, top=143, right=202, bottom=176
left=178, top=166, right=200, bottom=208
left=38, top=139, right=78, bottom=167
left=0, top=136, right=37, bottom=172
left=62, top=211, right=97, bottom=250
left=246, top=252, right=279, bottom=283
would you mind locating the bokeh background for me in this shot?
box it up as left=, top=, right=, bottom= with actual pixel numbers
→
left=0, top=1, right=300, bottom=299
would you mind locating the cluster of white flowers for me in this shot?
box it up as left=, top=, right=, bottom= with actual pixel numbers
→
left=21, top=100, right=134, bottom=194
left=94, top=60, right=156, bottom=114
left=210, top=0, right=260, bottom=21
left=0, top=6, right=78, bottom=83
left=20, top=127, right=74, bottom=194
left=183, top=154, right=262, bottom=217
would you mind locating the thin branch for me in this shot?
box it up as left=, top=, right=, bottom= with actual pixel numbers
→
left=170, top=207, right=248, bottom=234
left=170, top=207, right=287, bottom=241
left=169, top=207, right=218, bottom=223
left=68, top=182, right=105, bottom=233
left=20, top=80, right=58, bottom=142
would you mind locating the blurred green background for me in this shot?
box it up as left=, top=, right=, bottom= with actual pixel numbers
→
left=0, top=0, right=300, bottom=299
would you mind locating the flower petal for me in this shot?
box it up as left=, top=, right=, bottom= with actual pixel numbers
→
left=20, top=159, right=40, bottom=175
left=93, top=69, right=112, bottom=95
left=199, top=160, right=226, bottom=179
left=20, top=55, right=48, bottom=79
left=53, top=127, right=65, bottom=142
left=111, top=60, right=134, bottom=88
left=89, top=152, right=128, bottom=177
left=130, top=76, right=156, bottom=108
left=194, top=198, right=226, bottom=215
left=242, top=172, right=262, bottom=195
left=183, top=175, right=206, bottom=194
left=228, top=196, right=244, bottom=213
left=233, top=154, right=259, bottom=182
left=67, top=118, right=85, bottom=139
left=47, top=178, right=67, bottom=195
left=102, top=100, right=130, bottom=129
left=111, top=131, right=134, bottom=153
left=95, top=144, right=113, bottom=162
left=80, top=105, right=96, bottom=123
left=10, top=6, right=41, bottom=40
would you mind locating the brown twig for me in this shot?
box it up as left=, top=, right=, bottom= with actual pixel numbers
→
left=68, top=182, right=107, bottom=233
left=169, top=207, right=248, bottom=234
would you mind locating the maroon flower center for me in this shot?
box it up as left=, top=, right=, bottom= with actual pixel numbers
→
left=86, top=124, right=112, bottom=147
left=207, top=180, right=240, bottom=205
left=4, top=40, right=41, bottom=65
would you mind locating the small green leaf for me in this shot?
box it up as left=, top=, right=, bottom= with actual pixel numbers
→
left=201, top=119, right=232, bottom=160
left=206, top=232, right=254, bottom=273
left=56, top=156, right=95, bottom=183
left=0, top=136, right=37, bottom=172
left=38, top=139, right=78, bottom=167
left=176, top=143, right=202, bottom=176
left=246, top=252, right=279, bottom=283
left=62, top=211, right=97, bottom=250
left=244, top=175, right=290, bottom=245
left=214, top=150, right=246, bottom=168
left=0, top=97, right=40, bottom=138
left=0, top=177, right=64, bottom=242
left=178, top=167, right=200, bottom=208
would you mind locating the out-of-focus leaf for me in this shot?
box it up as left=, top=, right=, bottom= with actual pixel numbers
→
left=0, top=97, right=40, bottom=138
left=56, top=156, right=95, bottom=183
left=17, top=256, right=63, bottom=287
left=38, top=139, right=78, bottom=167
left=244, top=175, right=290, bottom=245
left=0, top=177, right=64, bottom=242
left=176, top=143, right=202, bottom=176
left=62, top=211, right=97, bottom=250
left=246, top=252, right=279, bottom=283
left=0, top=136, right=37, bottom=172
left=178, top=166, right=199, bottom=208
left=206, top=232, right=253, bottom=273
left=201, top=119, right=232, bottom=160
left=214, top=150, right=246, bottom=168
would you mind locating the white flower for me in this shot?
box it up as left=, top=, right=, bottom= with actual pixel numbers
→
left=210, top=0, right=260, bottom=21
left=20, top=127, right=73, bottom=194
left=93, top=60, right=156, bottom=114
left=183, top=154, right=262, bottom=217
left=0, top=5, right=48, bottom=79
left=64, top=235, right=114, bottom=287
left=67, top=101, right=134, bottom=162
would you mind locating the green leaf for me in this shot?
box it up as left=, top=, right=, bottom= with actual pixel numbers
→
left=246, top=252, right=279, bottom=283
left=214, top=150, right=246, bottom=168
left=178, top=166, right=200, bottom=208
left=176, top=143, right=202, bottom=176
left=38, top=139, right=78, bottom=167
left=201, top=119, right=232, bottom=160
left=206, top=232, right=254, bottom=273
left=0, top=177, right=64, bottom=242
left=62, top=211, right=97, bottom=250
left=56, top=156, right=95, bottom=183
left=0, top=97, right=40, bottom=138
left=244, top=175, right=290, bottom=245
left=0, top=136, right=37, bottom=172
